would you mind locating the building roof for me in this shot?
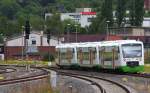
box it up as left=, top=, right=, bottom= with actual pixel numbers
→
left=63, top=34, right=106, bottom=43
left=6, top=31, right=60, bottom=41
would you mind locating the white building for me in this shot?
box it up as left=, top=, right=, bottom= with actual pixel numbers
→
left=5, top=31, right=64, bottom=60
left=45, top=8, right=96, bottom=28
left=6, top=31, right=62, bottom=47
left=60, top=8, right=96, bottom=27
left=143, top=18, right=150, bottom=27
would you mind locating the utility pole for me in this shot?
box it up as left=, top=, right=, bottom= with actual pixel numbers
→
left=25, top=20, right=31, bottom=71
left=75, top=25, right=78, bottom=43
left=46, top=27, right=51, bottom=65
left=106, top=21, right=110, bottom=40
left=22, top=26, right=25, bottom=61
left=67, top=24, right=70, bottom=43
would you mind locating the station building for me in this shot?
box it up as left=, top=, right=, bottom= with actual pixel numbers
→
left=5, top=31, right=63, bottom=60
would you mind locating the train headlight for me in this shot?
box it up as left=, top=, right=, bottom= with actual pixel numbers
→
left=124, top=58, right=126, bottom=62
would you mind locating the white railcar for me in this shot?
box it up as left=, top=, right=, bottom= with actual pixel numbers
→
left=56, top=40, right=144, bottom=72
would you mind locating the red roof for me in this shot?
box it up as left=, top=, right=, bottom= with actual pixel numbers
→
left=80, top=12, right=96, bottom=15
left=107, top=35, right=122, bottom=40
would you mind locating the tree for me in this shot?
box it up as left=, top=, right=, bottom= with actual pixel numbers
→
left=39, top=0, right=56, bottom=6
left=135, top=0, right=144, bottom=26
left=89, top=0, right=113, bottom=34
left=129, top=0, right=144, bottom=26
left=0, top=0, right=20, bottom=19
left=116, top=0, right=126, bottom=27
left=101, top=0, right=113, bottom=26
left=62, top=19, right=81, bottom=34
left=129, top=0, right=135, bottom=26
left=0, top=35, right=3, bottom=43
left=45, top=13, right=63, bottom=36
left=30, top=15, right=44, bottom=31
left=89, top=13, right=106, bottom=34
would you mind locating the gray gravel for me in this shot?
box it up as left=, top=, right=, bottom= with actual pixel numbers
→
left=55, top=75, right=98, bottom=93
left=58, top=70, right=150, bottom=93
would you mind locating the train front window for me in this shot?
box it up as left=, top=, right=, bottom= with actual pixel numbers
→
left=122, top=44, right=142, bottom=58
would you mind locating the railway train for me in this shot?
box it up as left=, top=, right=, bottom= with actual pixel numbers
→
left=56, top=40, right=144, bottom=73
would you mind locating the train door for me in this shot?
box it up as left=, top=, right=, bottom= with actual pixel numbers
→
left=77, top=47, right=90, bottom=65
left=89, top=47, right=97, bottom=65
left=100, top=46, right=119, bottom=69
left=77, top=48, right=83, bottom=64
left=59, top=48, right=73, bottom=65
left=59, top=48, right=68, bottom=64
left=69, top=48, right=76, bottom=64
left=99, top=47, right=104, bottom=67
left=82, top=47, right=90, bottom=65
left=113, top=46, right=120, bottom=67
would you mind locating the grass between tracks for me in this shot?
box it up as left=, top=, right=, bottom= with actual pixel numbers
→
left=0, top=60, right=53, bottom=67
left=0, top=60, right=150, bottom=73
left=144, top=64, right=150, bottom=73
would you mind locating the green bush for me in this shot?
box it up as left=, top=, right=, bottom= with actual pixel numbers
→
left=92, top=65, right=101, bottom=71
left=70, top=64, right=80, bottom=70
left=43, top=53, right=55, bottom=62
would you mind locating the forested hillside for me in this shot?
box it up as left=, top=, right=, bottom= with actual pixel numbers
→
left=0, top=0, right=146, bottom=40
left=0, top=0, right=102, bottom=37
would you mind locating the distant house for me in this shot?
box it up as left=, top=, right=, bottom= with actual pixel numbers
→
left=5, top=31, right=63, bottom=60
left=110, top=27, right=150, bottom=36
left=45, top=8, right=96, bottom=28
left=145, top=0, right=150, bottom=10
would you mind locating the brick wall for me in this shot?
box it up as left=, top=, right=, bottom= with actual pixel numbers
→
left=5, top=46, right=56, bottom=60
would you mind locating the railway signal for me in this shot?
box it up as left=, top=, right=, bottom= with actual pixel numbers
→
left=47, top=30, right=51, bottom=44
left=25, top=20, right=31, bottom=39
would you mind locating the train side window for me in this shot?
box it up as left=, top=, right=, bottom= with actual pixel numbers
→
left=60, top=48, right=67, bottom=59
left=82, top=47, right=89, bottom=60
left=90, top=47, right=96, bottom=59
left=103, top=46, right=113, bottom=61
left=67, top=48, right=73, bottom=59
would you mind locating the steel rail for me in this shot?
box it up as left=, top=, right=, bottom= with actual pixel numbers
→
left=44, top=68, right=106, bottom=93
left=0, top=66, right=49, bottom=85
left=46, top=68, right=131, bottom=93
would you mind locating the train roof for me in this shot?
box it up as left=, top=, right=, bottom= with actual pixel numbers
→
left=56, top=40, right=143, bottom=48
left=100, top=40, right=142, bottom=46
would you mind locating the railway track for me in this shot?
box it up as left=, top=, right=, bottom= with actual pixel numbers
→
left=45, top=68, right=131, bottom=93
left=52, top=66, right=150, bottom=78
left=124, top=73, right=150, bottom=78
left=0, top=73, right=48, bottom=85
left=0, top=68, right=16, bottom=74
left=0, top=66, right=49, bottom=85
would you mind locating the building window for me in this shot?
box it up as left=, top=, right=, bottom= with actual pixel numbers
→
left=32, top=40, right=36, bottom=45
left=69, top=15, right=81, bottom=18
left=87, top=18, right=93, bottom=22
